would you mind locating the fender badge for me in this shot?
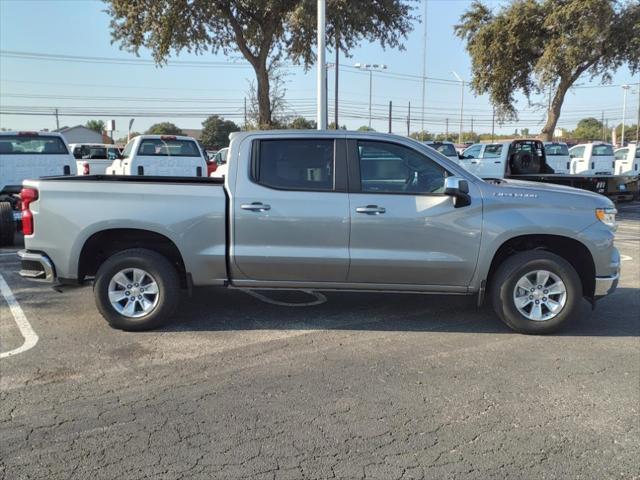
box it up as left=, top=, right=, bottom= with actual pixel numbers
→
left=494, top=192, right=538, bottom=198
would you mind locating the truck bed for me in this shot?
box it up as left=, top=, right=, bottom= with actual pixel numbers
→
left=22, top=175, right=228, bottom=286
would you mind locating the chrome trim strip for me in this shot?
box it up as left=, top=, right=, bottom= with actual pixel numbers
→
left=594, top=273, right=619, bottom=297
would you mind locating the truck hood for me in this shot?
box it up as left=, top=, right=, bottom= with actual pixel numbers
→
left=482, top=178, right=613, bottom=208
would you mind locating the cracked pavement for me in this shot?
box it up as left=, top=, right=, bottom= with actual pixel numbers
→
left=1, top=203, right=638, bottom=479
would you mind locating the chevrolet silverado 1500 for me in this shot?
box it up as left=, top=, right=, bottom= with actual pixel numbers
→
left=18, top=131, right=620, bottom=334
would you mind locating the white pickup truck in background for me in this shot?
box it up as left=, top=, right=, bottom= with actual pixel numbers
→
left=543, top=142, right=571, bottom=174
left=614, top=144, right=639, bottom=176
left=70, top=143, right=122, bottom=175
left=106, top=134, right=207, bottom=177
left=568, top=142, right=615, bottom=175
left=0, top=131, right=76, bottom=246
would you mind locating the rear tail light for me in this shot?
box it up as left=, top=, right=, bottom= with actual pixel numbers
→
left=83, top=162, right=90, bottom=175
left=20, top=188, right=38, bottom=236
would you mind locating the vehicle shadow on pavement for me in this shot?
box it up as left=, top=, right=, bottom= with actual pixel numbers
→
left=160, top=286, right=639, bottom=337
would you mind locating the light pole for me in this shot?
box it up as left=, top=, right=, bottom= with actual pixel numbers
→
left=355, top=63, right=387, bottom=129
left=621, top=84, right=631, bottom=146
left=452, top=71, right=464, bottom=144
left=316, top=0, right=327, bottom=130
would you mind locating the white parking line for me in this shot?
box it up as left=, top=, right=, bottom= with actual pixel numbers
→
left=0, top=273, right=38, bottom=359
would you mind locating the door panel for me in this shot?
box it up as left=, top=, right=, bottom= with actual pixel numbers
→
left=232, top=137, right=350, bottom=282
left=348, top=139, right=482, bottom=286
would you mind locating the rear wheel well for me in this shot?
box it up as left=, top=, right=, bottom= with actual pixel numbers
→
left=78, top=229, right=187, bottom=286
left=487, top=235, right=595, bottom=298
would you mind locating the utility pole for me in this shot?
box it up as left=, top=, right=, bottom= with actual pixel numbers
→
left=407, top=101, right=411, bottom=136
left=316, top=0, right=327, bottom=130
left=491, top=107, right=495, bottom=143
left=601, top=110, right=605, bottom=141
left=420, top=0, right=427, bottom=140
left=452, top=71, right=464, bottom=144
left=334, top=29, right=339, bottom=129
left=388, top=101, right=392, bottom=133
left=445, top=118, right=449, bottom=139
left=243, top=97, right=247, bottom=130
left=621, top=84, right=630, bottom=145
left=636, top=82, right=640, bottom=142
left=54, top=108, right=59, bottom=130
left=470, top=116, right=474, bottom=138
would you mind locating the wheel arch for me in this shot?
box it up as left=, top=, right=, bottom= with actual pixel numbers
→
left=78, top=228, right=188, bottom=286
left=485, top=234, right=596, bottom=299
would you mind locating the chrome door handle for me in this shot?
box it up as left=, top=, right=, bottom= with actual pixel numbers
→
left=241, top=202, right=271, bottom=212
left=356, top=205, right=386, bottom=215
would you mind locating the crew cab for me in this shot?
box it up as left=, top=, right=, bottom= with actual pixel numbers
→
left=18, top=131, right=619, bottom=335
left=106, top=134, right=207, bottom=177
left=568, top=142, right=615, bottom=175
left=614, top=144, right=639, bottom=176
left=69, top=143, right=122, bottom=175
left=0, top=131, right=76, bottom=246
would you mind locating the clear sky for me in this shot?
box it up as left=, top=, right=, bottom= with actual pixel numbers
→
left=1, top=0, right=638, bottom=140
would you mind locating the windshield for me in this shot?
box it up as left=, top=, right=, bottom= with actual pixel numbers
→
left=545, top=143, right=569, bottom=156
left=592, top=144, right=613, bottom=156
left=0, top=135, right=68, bottom=155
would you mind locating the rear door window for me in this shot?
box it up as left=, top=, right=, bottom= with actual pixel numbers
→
left=0, top=135, right=68, bottom=155
left=254, top=139, right=334, bottom=191
left=427, top=142, right=457, bottom=157
left=137, top=139, right=201, bottom=157
left=570, top=146, right=585, bottom=158
left=614, top=149, right=628, bottom=160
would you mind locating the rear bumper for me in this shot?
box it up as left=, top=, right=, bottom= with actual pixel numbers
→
left=17, top=250, right=55, bottom=283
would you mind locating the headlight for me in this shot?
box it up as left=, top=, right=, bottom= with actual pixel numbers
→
left=596, top=207, right=617, bottom=230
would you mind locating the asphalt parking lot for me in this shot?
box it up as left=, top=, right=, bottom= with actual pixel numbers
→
left=1, top=203, right=638, bottom=480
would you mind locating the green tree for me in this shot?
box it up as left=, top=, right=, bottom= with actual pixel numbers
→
left=288, top=117, right=317, bottom=130
left=455, top=0, right=640, bottom=141
left=115, top=131, right=140, bottom=144
left=145, top=122, right=184, bottom=135
left=85, top=120, right=105, bottom=133
left=200, top=115, right=240, bottom=148
left=328, top=122, right=347, bottom=130
left=105, top=0, right=415, bottom=127
left=614, top=123, right=639, bottom=143
left=357, top=126, right=376, bottom=132
left=572, top=117, right=604, bottom=141
left=409, top=131, right=433, bottom=141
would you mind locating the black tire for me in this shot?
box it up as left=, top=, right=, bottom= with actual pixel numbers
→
left=491, top=250, right=582, bottom=334
left=94, top=248, right=180, bottom=331
left=511, top=152, right=542, bottom=174
left=0, top=202, right=16, bottom=247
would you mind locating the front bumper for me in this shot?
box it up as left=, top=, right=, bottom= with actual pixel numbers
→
left=594, top=273, right=619, bottom=298
left=17, top=250, right=55, bottom=283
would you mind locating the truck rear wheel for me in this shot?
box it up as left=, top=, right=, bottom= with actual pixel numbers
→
left=94, top=248, right=180, bottom=331
left=491, top=250, right=582, bottom=334
left=0, top=202, right=16, bottom=247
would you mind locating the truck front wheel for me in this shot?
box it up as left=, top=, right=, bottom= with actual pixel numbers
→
left=491, top=251, right=582, bottom=334
left=94, top=248, right=180, bottom=331
left=0, top=202, right=16, bottom=247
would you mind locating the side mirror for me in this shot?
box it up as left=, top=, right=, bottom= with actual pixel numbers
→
left=444, top=176, right=471, bottom=208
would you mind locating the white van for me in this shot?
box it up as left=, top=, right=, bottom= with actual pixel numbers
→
left=614, top=144, right=639, bottom=176
left=568, top=142, right=615, bottom=175
left=542, top=142, right=570, bottom=174
left=106, top=135, right=207, bottom=177
left=69, top=143, right=122, bottom=175
left=0, top=131, right=76, bottom=245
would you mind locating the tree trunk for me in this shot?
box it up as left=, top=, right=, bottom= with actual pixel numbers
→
left=255, top=63, right=272, bottom=128
left=541, top=77, right=573, bottom=141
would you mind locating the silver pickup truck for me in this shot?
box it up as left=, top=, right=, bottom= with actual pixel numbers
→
left=18, top=131, right=619, bottom=334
